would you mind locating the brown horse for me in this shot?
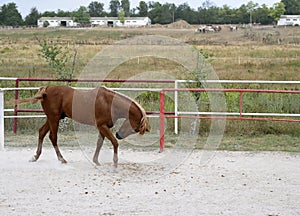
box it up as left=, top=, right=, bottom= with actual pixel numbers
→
left=20, top=86, right=150, bottom=167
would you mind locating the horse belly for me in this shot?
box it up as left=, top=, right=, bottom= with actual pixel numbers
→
left=71, top=95, right=97, bottom=126
left=72, top=106, right=96, bottom=126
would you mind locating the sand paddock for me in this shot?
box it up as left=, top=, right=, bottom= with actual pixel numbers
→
left=0, top=146, right=299, bottom=216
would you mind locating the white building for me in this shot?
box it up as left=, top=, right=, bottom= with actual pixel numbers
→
left=90, top=17, right=151, bottom=27
left=37, top=17, right=77, bottom=27
left=38, top=17, right=151, bottom=28
left=277, top=15, right=300, bottom=26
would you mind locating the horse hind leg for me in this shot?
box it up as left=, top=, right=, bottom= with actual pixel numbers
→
left=93, top=133, right=104, bottom=166
left=30, top=120, right=49, bottom=162
left=48, top=117, right=67, bottom=163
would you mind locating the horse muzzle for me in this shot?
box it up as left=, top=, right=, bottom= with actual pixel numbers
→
left=116, top=132, right=123, bottom=140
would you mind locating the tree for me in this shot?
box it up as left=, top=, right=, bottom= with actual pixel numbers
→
left=88, top=1, right=105, bottom=17
left=137, top=1, right=148, bottom=16
left=109, top=0, right=120, bottom=17
left=24, top=7, right=40, bottom=26
left=269, top=2, right=286, bottom=23
left=176, top=3, right=199, bottom=24
left=148, top=2, right=162, bottom=24
left=159, top=3, right=174, bottom=24
left=0, top=3, right=23, bottom=26
left=73, top=6, right=90, bottom=24
left=121, top=0, right=130, bottom=17
left=41, top=11, right=57, bottom=17
left=281, top=0, right=300, bottom=15
left=253, top=4, right=273, bottom=25
left=246, top=1, right=259, bottom=24
left=236, top=4, right=250, bottom=24
left=218, top=5, right=235, bottom=24
left=118, top=10, right=125, bottom=24
left=56, top=9, right=72, bottom=17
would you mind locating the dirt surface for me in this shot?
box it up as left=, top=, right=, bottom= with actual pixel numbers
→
left=0, top=146, right=299, bottom=216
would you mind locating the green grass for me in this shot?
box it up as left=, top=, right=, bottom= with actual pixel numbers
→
left=5, top=130, right=300, bottom=152
left=218, top=134, right=300, bottom=152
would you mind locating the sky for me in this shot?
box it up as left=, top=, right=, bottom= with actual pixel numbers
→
left=0, top=0, right=280, bottom=18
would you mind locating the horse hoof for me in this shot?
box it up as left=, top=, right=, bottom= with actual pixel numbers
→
left=94, top=161, right=100, bottom=166
left=29, top=156, right=37, bottom=162
left=113, top=163, right=118, bottom=169
left=59, top=158, right=67, bottom=164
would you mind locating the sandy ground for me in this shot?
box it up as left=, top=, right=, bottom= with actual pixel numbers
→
left=0, top=146, right=299, bottom=216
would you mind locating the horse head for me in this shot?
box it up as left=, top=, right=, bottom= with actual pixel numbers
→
left=116, top=114, right=150, bottom=140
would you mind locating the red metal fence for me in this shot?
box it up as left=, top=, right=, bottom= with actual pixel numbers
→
left=3, top=78, right=300, bottom=152
left=159, top=88, right=300, bottom=152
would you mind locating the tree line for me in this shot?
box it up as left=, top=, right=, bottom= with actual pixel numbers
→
left=0, top=0, right=299, bottom=27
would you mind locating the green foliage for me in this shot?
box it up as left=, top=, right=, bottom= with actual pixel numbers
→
left=73, top=6, right=90, bottom=24
left=109, top=0, right=120, bottom=17
left=282, top=0, right=300, bottom=15
left=137, top=1, right=148, bottom=16
left=43, top=21, right=50, bottom=28
left=36, top=36, right=74, bottom=79
left=118, top=10, right=125, bottom=24
left=269, top=2, right=286, bottom=22
left=88, top=1, right=106, bottom=17
left=24, top=7, right=40, bottom=26
left=0, top=3, right=23, bottom=26
left=2, top=1, right=300, bottom=26
left=121, top=0, right=130, bottom=17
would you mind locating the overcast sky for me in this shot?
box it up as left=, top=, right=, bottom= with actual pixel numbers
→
left=1, top=0, right=280, bottom=18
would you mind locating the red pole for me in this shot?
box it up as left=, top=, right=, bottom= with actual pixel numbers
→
left=13, top=79, right=19, bottom=134
left=159, top=91, right=165, bottom=153
left=239, top=91, right=243, bottom=118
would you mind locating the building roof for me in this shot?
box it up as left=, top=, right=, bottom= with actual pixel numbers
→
left=280, top=15, right=300, bottom=19
left=38, top=17, right=73, bottom=21
left=90, top=17, right=149, bottom=21
left=39, top=17, right=149, bottom=21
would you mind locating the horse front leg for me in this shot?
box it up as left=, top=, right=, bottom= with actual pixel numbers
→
left=98, top=125, right=119, bottom=168
left=93, top=132, right=104, bottom=166
left=30, top=120, right=50, bottom=162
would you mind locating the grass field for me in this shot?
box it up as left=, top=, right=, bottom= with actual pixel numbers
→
left=0, top=26, right=299, bottom=80
left=1, top=25, right=300, bottom=151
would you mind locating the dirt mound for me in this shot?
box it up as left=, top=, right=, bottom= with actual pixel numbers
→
left=168, top=20, right=191, bottom=29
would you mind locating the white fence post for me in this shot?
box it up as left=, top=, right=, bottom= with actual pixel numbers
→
left=174, top=80, right=178, bottom=134
left=0, top=89, right=4, bottom=150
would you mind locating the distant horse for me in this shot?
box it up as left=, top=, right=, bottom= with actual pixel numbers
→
left=19, top=86, right=150, bottom=167
left=229, top=25, right=238, bottom=31
left=212, top=25, right=221, bottom=32
left=195, top=25, right=219, bottom=33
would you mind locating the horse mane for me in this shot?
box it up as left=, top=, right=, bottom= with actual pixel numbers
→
left=102, top=86, right=149, bottom=135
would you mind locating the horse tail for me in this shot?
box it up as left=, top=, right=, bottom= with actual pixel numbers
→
left=16, top=98, right=40, bottom=104
left=16, top=86, right=48, bottom=105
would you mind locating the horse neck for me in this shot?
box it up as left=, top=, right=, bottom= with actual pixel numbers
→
left=112, top=93, right=142, bottom=121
